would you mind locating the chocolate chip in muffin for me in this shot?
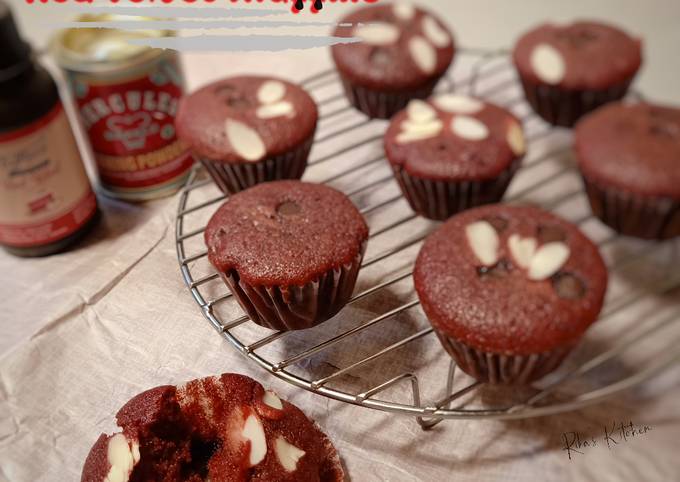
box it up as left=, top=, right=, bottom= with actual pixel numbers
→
left=553, top=272, right=587, bottom=300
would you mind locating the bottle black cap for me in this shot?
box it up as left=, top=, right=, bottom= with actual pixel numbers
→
left=0, top=0, right=31, bottom=77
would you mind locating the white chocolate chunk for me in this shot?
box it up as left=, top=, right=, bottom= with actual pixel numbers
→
left=275, top=437, right=306, bottom=472
left=107, top=434, right=134, bottom=472
left=451, top=116, right=489, bottom=141
left=407, top=99, right=436, bottom=124
left=257, top=80, right=286, bottom=105
left=400, top=119, right=443, bottom=134
left=528, top=242, right=571, bottom=280
left=105, top=466, right=127, bottom=482
left=393, top=3, right=415, bottom=21
left=396, top=130, right=440, bottom=144
left=530, top=43, right=566, bottom=85
left=466, top=221, right=500, bottom=266
left=242, top=414, right=267, bottom=467
left=263, top=390, right=283, bottom=410
left=224, top=119, right=266, bottom=162
left=508, top=234, right=537, bottom=269
left=105, top=434, right=137, bottom=482
left=355, top=23, right=400, bottom=45
left=422, top=16, right=450, bottom=48
left=409, top=36, right=437, bottom=74
left=433, top=94, right=483, bottom=114
left=256, top=101, right=295, bottom=119
left=507, top=121, right=526, bottom=156
left=396, top=119, right=443, bottom=143
left=131, top=441, right=140, bottom=464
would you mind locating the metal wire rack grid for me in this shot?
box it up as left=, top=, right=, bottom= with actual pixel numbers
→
left=175, top=49, right=680, bottom=429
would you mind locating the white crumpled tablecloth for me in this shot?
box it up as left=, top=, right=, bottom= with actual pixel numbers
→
left=2, top=8, right=680, bottom=481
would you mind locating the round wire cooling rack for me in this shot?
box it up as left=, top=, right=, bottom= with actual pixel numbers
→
left=175, top=49, right=680, bottom=429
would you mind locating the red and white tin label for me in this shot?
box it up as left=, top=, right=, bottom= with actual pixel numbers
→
left=69, top=53, right=193, bottom=198
left=0, top=103, right=97, bottom=247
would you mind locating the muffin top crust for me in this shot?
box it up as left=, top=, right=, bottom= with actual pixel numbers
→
left=576, top=101, right=680, bottom=199
left=176, top=76, right=318, bottom=163
left=205, top=181, right=368, bottom=286
left=513, top=21, right=642, bottom=89
left=414, top=204, right=608, bottom=355
left=332, top=3, right=455, bottom=90
left=384, top=94, right=525, bottom=181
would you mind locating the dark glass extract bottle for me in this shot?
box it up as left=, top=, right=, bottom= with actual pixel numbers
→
left=0, top=1, right=99, bottom=257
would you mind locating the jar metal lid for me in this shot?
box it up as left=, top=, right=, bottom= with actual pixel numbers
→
left=50, top=14, right=174, bottom=74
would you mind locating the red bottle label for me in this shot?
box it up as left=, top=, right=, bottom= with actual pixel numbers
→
left=0, top=103, right=97, bottom=247
left=71, top=54, right=193, bottom=196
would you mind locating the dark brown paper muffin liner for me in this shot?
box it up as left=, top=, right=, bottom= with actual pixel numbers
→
left=220, top=243, right=366, bottom=331
left=435, top=330, right=573, bottom=384
left=391, top=159, right=520, bottom=221
left=582, top=177, right=680, bottom=240
left=519, top=76, right=634, bottom=127
left=339, top=76, right=440, bottom=119
left=198, top=136, right=313, bottom=195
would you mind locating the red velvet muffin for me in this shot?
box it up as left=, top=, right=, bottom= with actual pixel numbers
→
left=205, top=181, right=369, bottom=331
left=575, top=101, right=680, bottom=239
left=81, top=374, right=344, bottom=482
left=385, top=94, right=525, bottom=220
left=176, top=76, right=318, bottom=194
left=414, top=204, right=608, bottom=384
left=513, top=21, right=642, bottom=126
left=331, top=3, right=455, bottom=118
